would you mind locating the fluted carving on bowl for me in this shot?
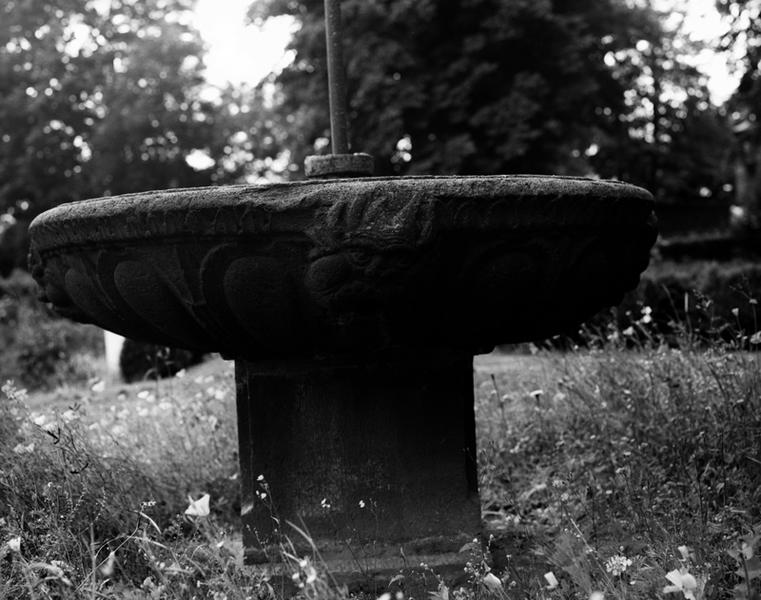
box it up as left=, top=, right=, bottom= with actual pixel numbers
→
left=28, top=176, right=657, bottom=359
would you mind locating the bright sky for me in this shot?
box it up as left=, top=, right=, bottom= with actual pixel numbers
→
left=193, top=0, right=295, bottom=86
left=194, top=0, right=741, bottom=104
left=668, top=0, right=741, bottom=104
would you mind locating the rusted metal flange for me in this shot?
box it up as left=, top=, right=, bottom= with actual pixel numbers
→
left=304, top=152, right=374, bottom=178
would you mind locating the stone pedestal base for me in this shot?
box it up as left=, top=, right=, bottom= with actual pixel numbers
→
left=235, top=351, right=481, bottom=586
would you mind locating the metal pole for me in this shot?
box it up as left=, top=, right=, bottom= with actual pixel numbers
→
left=324, top=0, right=349, bottom=154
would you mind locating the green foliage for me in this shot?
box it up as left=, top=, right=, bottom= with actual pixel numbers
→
left=0, top=270, right=102, bottom=390
left=478, top=342, right=761, bottom=598
left=0, top=366, right=241, bottom=598
left=249, top=0, right=732, bottom=204
left=0, top=0, right=276, bottom=274
left=118, top=338, right=205, bottom=383
left=728, top=529, right=761, bottom=599
left=616, top=260, right=761, bottom=344
left=716, top=0, right=761, bottom=231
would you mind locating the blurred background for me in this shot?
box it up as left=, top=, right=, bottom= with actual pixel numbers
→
left=1, top=0, right=760, bottom=388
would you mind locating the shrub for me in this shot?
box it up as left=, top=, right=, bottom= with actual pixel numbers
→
left=592, top=260, right=761, bottom=346
left=0, top=270, right=104, bottom=389
left=119, top=339, right=205, bottom=383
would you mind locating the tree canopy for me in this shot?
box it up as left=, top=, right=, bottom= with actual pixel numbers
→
left=0, top=0, right=268, bottom=274
left=249, top=0, right=732, bottom=204
left=716, top=0, right=761, bottom=229
left=0, top=0, right=747, bottom=275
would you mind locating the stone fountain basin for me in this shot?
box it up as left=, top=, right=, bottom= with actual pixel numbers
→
left=29, top=175, right=656, bottom=359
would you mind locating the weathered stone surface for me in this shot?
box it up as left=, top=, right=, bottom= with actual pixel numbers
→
left=304, top=153, right=374, bottom=177
left=236, top=350, right=479, bottom=583
left=28, top=175, right=657, bottom=359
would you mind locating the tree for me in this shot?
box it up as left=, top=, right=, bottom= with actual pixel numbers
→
left=0, top=0, right=272, bottom=274
left=717, top=0, right=761, bottom=230
left=588, top=4, right=733, bottom=206
left=249, top=0, right=726, bottom=188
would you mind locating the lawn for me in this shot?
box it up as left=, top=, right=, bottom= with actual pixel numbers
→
left=1, top=332, right=760, bottom=599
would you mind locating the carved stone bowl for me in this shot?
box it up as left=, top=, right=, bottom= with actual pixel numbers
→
left=29, top=174, right=656, bottom=589
left=29, top=175, right=656, bottom=361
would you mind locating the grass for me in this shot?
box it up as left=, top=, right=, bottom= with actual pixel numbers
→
left=1, top=311, right=761, bottom=599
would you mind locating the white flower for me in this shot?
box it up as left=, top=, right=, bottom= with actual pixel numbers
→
left=358, top=500, right=366, bottom=508
left=7, top=536, right=21, bottom=552
left=184, top=493, right=210, bottom=517
left=663, top=568, right=698, bottom=599
left=605, top=554, right=632, bottom=577
left=61, top=408, right=79, bottom=423
left=297, top=557, right=317, bottom=584
left=544, top=571, right=559, bottom=589
left=320, top=498, right=331, bottom=509
left=589, top=593, right=604, bottom=600
left=482, top=572, right=502, bottom=592
left=12, top=442, right=34, bottom=454
left=100, top=551, right=116, bottom=577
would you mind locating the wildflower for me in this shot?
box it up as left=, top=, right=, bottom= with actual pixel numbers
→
left=257, top=474, right=265, bottom=482
left=590, top=593, right=605, bottom=600
left=605, top=554, right=632, bottom=577
left=12, top=442, right=34, bottom=454
left=358, top=499, right=366, bottom=508
left=100, top=551, right=116, bottom=577
left=663, top=568, right=698, bottom=599
left=731, top=307, right=740, bottom=318
left=377, top=594, right=392, bottom=600
left=293, top=557, right=317, bottom=585
left=544, top=571, right=559, bottom=589
left=640, top=306, right=653, bottom=324
left=7, top=536, right=21, bottom=552
left=61, top=408, right=79, bottom=423
left=622, top=326, right=635, bottom=336
left=185, top=494, right=210, bottom=517
left=482, top=572, right=502, bottom=593
left=320, top=498, right=331, bottom=509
